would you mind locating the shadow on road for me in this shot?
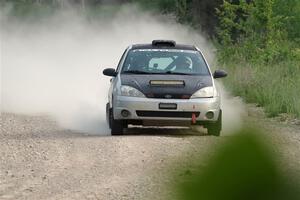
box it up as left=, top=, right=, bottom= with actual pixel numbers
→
left=123, top=126, right=207, bottom=137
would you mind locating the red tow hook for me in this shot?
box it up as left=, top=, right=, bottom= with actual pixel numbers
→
left=192, top=113, right=197, bottom=124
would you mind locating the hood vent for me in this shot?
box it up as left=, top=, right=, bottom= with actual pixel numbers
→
left=149, top=80, right=185, bottom=87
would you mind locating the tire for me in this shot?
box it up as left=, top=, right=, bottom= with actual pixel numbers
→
left=106, top=103, right=111, bottom=128
left=109, top=106, right=125, bottom=135
left=207, top=110, right=222, bottom=136
left=111, top=120, right=124, bottom=135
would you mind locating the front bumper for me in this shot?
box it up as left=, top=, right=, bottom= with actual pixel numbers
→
left=113, top=96, right=221, bottom=123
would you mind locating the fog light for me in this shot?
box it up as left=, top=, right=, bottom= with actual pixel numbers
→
left=121, top=110, right=130, bottom=117
left=206, top=111, right=214, bottom=119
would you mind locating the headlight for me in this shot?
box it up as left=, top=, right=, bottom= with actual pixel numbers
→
left=191, top=86, right=215, bottom=98
left=120, top=85, right=145, bottom=98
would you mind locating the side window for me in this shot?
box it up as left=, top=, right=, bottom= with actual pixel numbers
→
left=116, top=49, right=128, bottom=72
left=191, top=53, right=209, bottom=74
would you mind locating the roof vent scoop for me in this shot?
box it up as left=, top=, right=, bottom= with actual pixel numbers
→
left=152, top=40, right=176, bottom=47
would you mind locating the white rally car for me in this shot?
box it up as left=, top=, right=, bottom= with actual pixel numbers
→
left=103, top=40, right=227, bottom=136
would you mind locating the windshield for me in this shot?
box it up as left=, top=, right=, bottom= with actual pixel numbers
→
left=121, top=49, right=210, bottom=75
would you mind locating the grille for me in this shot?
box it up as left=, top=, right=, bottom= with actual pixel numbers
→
left=136, top=111, right=200, bottom=118
left=146, top=94, right=191, bottom=99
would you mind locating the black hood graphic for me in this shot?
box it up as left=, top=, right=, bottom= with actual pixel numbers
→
left=120, top=74, right=212, bottom=99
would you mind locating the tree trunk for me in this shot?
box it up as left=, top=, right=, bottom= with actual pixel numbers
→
left=81, top=0, right=85, bottom=10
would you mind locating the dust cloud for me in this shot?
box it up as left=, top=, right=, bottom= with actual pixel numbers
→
left=217, top=83, right=246, bottom=134
left=1, top=5, right=244, bottom=135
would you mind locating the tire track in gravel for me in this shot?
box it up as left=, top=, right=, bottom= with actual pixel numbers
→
left=1, top=110, right=300, bottom=200
left=0, top=113, right=221, bottom=200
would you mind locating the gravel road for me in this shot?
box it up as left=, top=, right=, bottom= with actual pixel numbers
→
left=1, top=108, right=300, bottom=200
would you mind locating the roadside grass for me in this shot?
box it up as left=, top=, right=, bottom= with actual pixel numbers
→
left=221, top=60, right=300, bottom=118
left=171, top=127, right=300, bottom=200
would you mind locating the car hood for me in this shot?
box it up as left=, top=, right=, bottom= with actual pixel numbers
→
left=120, top=74, right=213, bottom=99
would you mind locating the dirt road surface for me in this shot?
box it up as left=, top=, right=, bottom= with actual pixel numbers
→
left=1, top=107, right=300, bottom=200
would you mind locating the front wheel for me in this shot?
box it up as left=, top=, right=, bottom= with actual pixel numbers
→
left=108, top=106, right=126, bottom=135
left=111, top=119, right=125, bottom=135
left=207, top=110, right=222, bottom=136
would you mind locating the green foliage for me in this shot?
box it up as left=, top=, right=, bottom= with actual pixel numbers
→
left=1, top=0, right=125, bottom=22
left=132, top=0, right=222, bottom=36
left=217, top=0, right=300, bottom=117
left=273, top=0, right=300, bottom=42
left=216, top=0, right=287, bottom=63
left=131, top=0, right=192, bottom=23
left=130, top=0, right=176, bottom=13
left=175, top=130, right=300, bottom=200
left=216, top=0, right=252, bottom=46
left=1, top=0, right=58, bottom=20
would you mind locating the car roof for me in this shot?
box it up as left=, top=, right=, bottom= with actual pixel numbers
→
left=131, top=40, right=197, bottom=51
left=131, top=44, right=197, bottom=51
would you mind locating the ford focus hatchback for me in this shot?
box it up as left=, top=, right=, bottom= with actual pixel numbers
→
left=103, top=40, right=227, bottom=136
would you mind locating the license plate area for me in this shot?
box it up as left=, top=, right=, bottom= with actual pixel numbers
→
left=159, top=103, right=177, bottom=110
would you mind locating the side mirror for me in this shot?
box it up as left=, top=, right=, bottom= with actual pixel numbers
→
left=103, top=68, right=117, bottom=77
left=213, top=70, right=228, bottom=79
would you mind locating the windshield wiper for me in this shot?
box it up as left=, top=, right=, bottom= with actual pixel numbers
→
left=165, top=71, right=191, bottom=75
left=123, top=70, right=192, bottom=75
left=123, top=70, right=152, bottom=74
